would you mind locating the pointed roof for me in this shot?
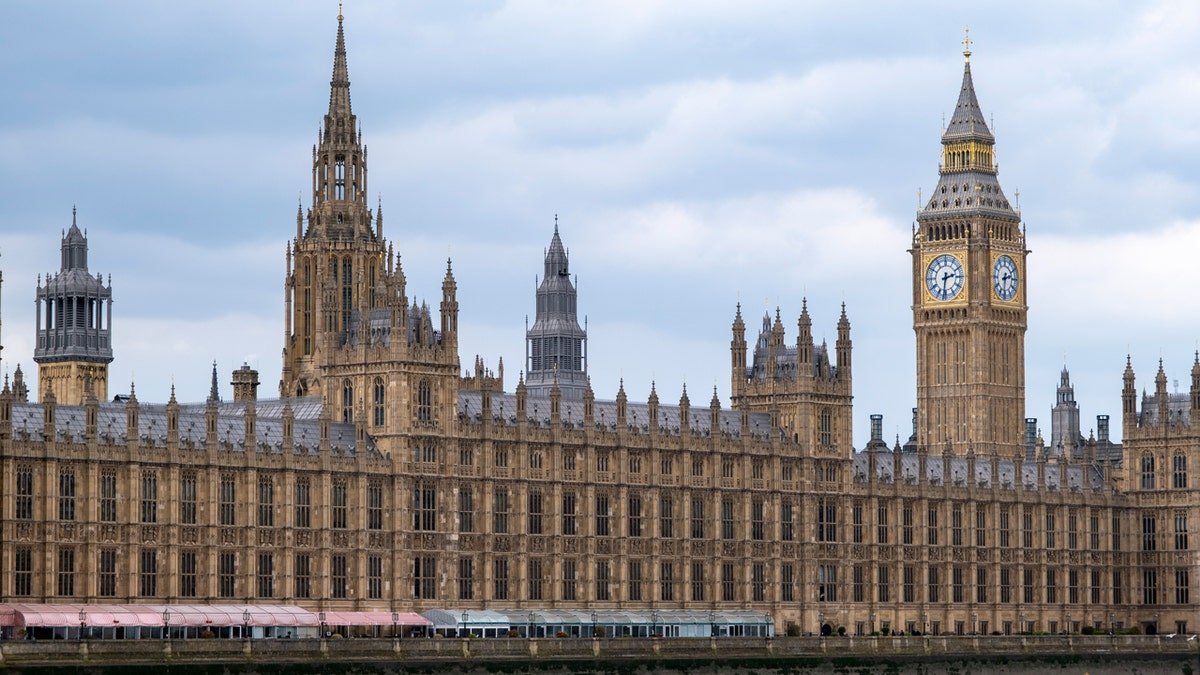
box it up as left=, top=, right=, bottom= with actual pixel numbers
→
left=60, top=205, right=89, bottom=271
left=65, top=205, right=85, bottom=243
left=209, top=360, right=220, bottom=402
left=544, top=217, right=568, bottom=277
left=328, top=9, right=352, bottom=119
left=942, top=54, right=993, bottom=142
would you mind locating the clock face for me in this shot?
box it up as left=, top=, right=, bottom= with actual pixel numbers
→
left=925, top=254, right=965, bottom=301
left=993, top=255, right=1019, bottom=301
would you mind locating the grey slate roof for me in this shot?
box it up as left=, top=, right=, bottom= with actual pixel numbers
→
left=1140, top=392, right=1191, bottom=426
left=853, top=449, right=1105, bottom=492
left=9, top=397, right=369, bottom=455
left=457, top=390, right=776, bottom=441
left=943, top=61, right=994, bottom=142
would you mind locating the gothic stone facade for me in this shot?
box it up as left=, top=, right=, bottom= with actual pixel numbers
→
left=1, top=15, right=1196, bottom=637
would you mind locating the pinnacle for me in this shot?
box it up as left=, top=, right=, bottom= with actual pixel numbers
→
left=327, top=8, right=353, bottom=119
left=943, top=54, right=993, bottom=142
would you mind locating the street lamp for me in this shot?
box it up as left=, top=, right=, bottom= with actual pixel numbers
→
left=78, top=608, right=87, bottom=641
left=391, top=611, right=399, bottom=639
left=242, top=609, right=251, bottom=640
left=818, top=612, right=824, bottom=637
left=1019, top=613, right=1026, bottom=635
left=318, top=611, right=327, bottom=638
left=591, top=610, right=598, bottom=638
left=528, top=610, right=535, bottom=639
left=462, top=611, right=469, bottom=638
left=650, top=610, right=658, bottom=638
left=869, top=612, right=876, bottom=635
left=709, top=610, right=717, bottom=638
left=921, top=612, right=928, bottom=636
left=1109, top=612, right=1115, bottom=635
left=1065, top=612, right=1072, bottom=635
left=971, top=611, right=978, bottom=636
left=162, top=608, right=171, bottom=640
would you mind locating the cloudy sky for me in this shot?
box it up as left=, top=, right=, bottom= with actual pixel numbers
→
left=3, top=0, right=1199, bottom=445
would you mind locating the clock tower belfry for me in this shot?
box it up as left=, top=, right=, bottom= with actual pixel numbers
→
left=911, top=38, right=1028, bottom=456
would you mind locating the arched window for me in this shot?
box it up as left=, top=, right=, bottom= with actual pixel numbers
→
left=341, top=256, right=353, bottom=334
left=1141, top=455, right=1156, bottom=490
left=335, top=155, right=346, bottom=200
left=368, top=262, right=377, bottom=308
left=416, top=379, right=432, bottom=423
left=373, top=377, right=385, bottom=427
left=818, top=408, right=833, bottom=447
left=342, top=379, right=353, bottom=423
left=1173, top=454, right=1187, bottom=489
left=302, top=259, right=313, bottom=354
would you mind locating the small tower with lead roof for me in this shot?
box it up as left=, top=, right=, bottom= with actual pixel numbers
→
left=34, top=207, right=114, bottom=405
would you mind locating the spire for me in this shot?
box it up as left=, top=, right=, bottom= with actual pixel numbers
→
left=209, top=360, right=220, bottom=402
left=943, top=29, right=993, bottom=143
left=61, top=206, right=88, bottom=270
left=545, top=220, right=568, bottom=279
left=328, top=6, right=352, bottom=119
left=919, top=35, right=1014, bottom=221
left=527, top=220, right=586, bottom=399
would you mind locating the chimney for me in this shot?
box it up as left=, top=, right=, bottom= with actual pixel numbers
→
left=231, top=363, right=260, bottom=402
left=1096, top=415, right=1110, bottom=444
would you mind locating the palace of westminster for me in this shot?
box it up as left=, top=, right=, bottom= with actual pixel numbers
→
left=1, top=13, right=1198, bottom=638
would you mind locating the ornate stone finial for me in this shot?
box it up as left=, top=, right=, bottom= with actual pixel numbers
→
left=962, top=25, right=972, bottom=62
left=338, top=0, right=343, bottom=22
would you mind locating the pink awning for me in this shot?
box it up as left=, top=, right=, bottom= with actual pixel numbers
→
left=322, top=611, right=430, bottom=627
left=0, top=604, right=320, bottom=628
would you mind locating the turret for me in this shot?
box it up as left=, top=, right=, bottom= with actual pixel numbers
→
left=282, top=400, right=295, bottom=453
left=583, top=378, right=594, bottom=426
left=647, top=382, right=659, bottom=433
left=1190, top=352, right=1200, bottom=418
left=731, top=304, right=746, bottom=398
left=526, top=220, right=587, bottom=399
left=549, top=375, right=561, bottom=424
left=440, top=258, right=458, bottom=346
left=835, top=302, right=851, bottom=378
left=767, top=308, right=784, bottom=379
left=85, top=379, right=99, bottom=443
left=515, top=372, right=527, bottom=421
left=124, top=382, right=138, bottom=446
left=709, top=386, right=721, bottom=432
left=1051, top=366, right=1080, bottom=455
left=34, top=207, right=114, bottom=405
left=1122, top=356, right=1137, bottom=429
left=797, top=298, right=812, bottom=375
left=679, top=384, right=691, bottom=433
left=0, top=376, right=12, bottom=439
left=42, top=385, right=57, bottom=441
left=1155, top=359, right=1169, bottom=423
left=11, top=365, right=28, bottom=402
left=615, top=379, right=627, bottom=428
left=165, top=384, right=178, bottom=447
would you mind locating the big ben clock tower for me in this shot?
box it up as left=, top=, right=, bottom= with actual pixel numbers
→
left=911, top=35, right=1028, bottom=456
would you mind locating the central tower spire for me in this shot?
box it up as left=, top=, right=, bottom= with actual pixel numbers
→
left=526, top=219, right=588, bottom=400
left=311, top=7, right=368, bottom=218
left=328, top=6, right=352, bottom=120
left=283, top=8, right=392, bottom=399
